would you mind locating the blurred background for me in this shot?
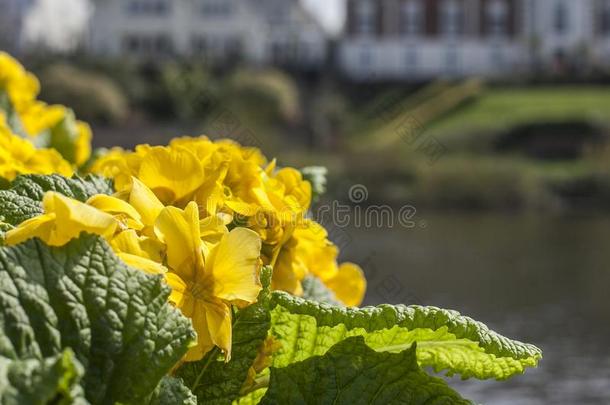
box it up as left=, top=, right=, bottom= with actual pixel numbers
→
left=2, top=0, right=610, bottom=403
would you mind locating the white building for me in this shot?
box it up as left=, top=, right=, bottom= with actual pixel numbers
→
left=339, top=0, right=610, bottom=81
left=0, top=0, right=33, bottom=53
left=88, top=0, right=328, bottom=69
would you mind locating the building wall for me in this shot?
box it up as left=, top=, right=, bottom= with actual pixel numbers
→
left=341, top=0, right=523, bottom=79
left=339, top=38, right=525, bottom=80
left=0, top=0, right=30, bottom=53
left=88, top=0, right=327, bottom=68
left=339, top=0, right=610, bottom=80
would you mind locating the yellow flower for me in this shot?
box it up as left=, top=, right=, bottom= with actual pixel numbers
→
left=86, top=194, right=144, bottom=231
left=110, top=229, right=167, bottom=275
left=19, top=102, right=66, bottom=137
left=4, top=191, right=117, bottom=247
left=74, top=121, right=92, bottom=166
left=265, top=166, right=311, bottom=221
left=87, top=138, right=367, bottom=307
left=138, top=146, right=205, bottom=205
left=273, top=220, right=366, bottom=306
left=0, top=118, right=73, bottom=180
left=127, top=177, right=165, bottom=229
left=155, top=202, right=262, bottom=361
left=322, top=263, right=367, bottom=307
left=0, top=52, right=39, bottom=112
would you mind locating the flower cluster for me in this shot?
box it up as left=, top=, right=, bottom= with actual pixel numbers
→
left=0, top=52, right=91, bottom=179
left=91, top=138, right=366, bottom=306
left=4, top=179, right=262, bottom=361
left=1, top=53, right=366, bottom=363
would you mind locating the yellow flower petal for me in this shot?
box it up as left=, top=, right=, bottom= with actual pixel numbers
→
left=87, top=194, right=143, bottom=230
left=4, top=213, right=56, bottom=245
left=202, top=299, right=233, bottom=361
left=165, top=272, right=187, bottom=306
left=324, top=263, right=367, bottom=307
left=50, top=192, right=117, bottom=243
left=74, top=121, right=92, bottom=167
left=111, top=229, right=142, bottom=254
left=155, top=202, right=201, bottom=281
left=199, top=215, right=228, bottom=247
left=138, top=146, right=204, bottom=204
left=183, top=303, right=213, bottom=362
left=207, top=227, right=262, bottom=303
left=129, top=177, right=164, bottom=226
left=272, top=247, right=305, bottom=296
left=5, top=192, right=118, bottom=247
left=117, top=252, right=167, bottom=275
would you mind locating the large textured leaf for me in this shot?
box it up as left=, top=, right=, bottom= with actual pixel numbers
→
left=149, top=377, right=196, bottom=405
left=176, top=267, right=273, bottom=405
left=269, top=292, right=542, bottom=380
left=0, top=234, right=196, bottom=404
left=10, top=174, right=113, bottom=202
left=0, top=174, right=113, bottom=227
left=233, top=388, right=266, bottom=405
left=0, top=189, right=42, bottom=226
left=260, top=336, right=472, bottom=405
left=0, top=349, right=87, bottom=405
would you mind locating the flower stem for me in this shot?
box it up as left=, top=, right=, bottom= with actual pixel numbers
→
left=191, top=346, right=219, bottom=392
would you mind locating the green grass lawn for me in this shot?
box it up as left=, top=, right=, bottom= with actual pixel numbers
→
left=343, top=85, right=610, bottom=211
left=425, top=86, right=610, bottom=141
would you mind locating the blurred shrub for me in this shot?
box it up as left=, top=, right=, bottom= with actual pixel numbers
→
left=411, top=156, right=555, bottom=211
left=311, top=90, right=351, bottom=150
left=39, top=64, right=129, bottom=124
left=223, top=68, right=301, bottom=127
left=159, top=63, right=219, bottom=120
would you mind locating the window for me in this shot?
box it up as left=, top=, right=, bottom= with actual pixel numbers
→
left=354, top=0, right=375, bottom=35
left=601, top=0, right=610, bottom=35
left=440, top=0, right=463, bottom=36
left=123, top=34, right=173, bottom=55
left=486, top=0, right=508, bottom=36
left=200, top=0, right=232, bottom=16
left=553, top=1, right=568, bottom=34
left=192, top=36, right=242, bottom=61
left=126, top=0, right=171, bottom=16
left=400, top=0, right=424, bottom=36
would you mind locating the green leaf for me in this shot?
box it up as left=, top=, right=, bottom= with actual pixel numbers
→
left=48, top=110, right=81, bottom=164
left=0, top=349, right=87, bottom=405
left=269, top=292, right=542, bottom=380
left=10, top=174, right=113, bottom=202
left=300, top=276, right=343, bottom=306
left=260, top=336, right=472, bottom=405
left=175, top=266, right=273, bottom=405
left=0, top=174, right=113, bottom=228
left=233, top=388, right=266, bottom=405
left=0, top=189, right=42, bottom=226
left=149, top=377, right=196, bottom=405
left=0, top=234, right=196, bottom=404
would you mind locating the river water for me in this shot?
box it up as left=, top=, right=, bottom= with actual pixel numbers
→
left=339, top=212, right=610, bottom=404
